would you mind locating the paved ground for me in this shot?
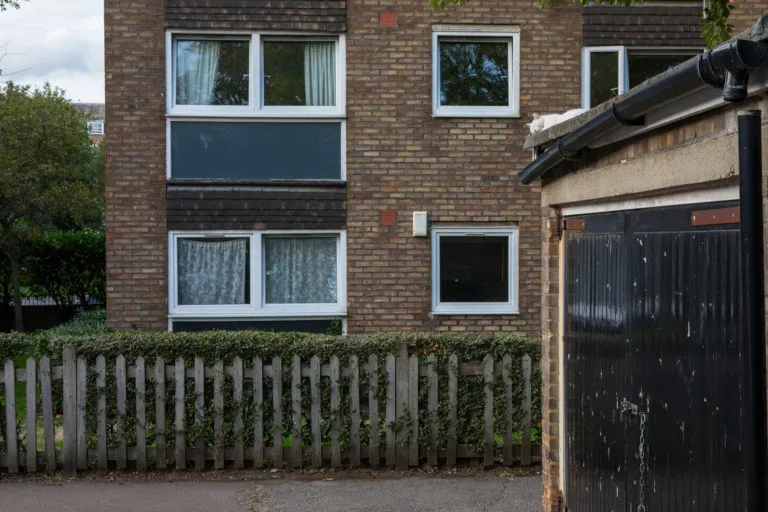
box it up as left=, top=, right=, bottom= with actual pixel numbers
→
left=0, top=471, right=541, bottom=512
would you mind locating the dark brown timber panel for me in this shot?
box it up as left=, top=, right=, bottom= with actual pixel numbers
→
left=582, top=5, right=704, bottom=47
left=165, top=0, right=346, bottom=31
left=564, top=201, right=745, bottom=512
left=166, top=186, right=346, bottom=231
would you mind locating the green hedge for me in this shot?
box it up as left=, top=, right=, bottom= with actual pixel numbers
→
left=0, top=330, right=539, bottom=364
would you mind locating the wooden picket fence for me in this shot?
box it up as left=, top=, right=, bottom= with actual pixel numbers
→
left=0, top=345, right=536, bottom=474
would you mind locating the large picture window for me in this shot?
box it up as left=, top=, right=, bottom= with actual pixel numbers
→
left=431, top=227, right=519, bottom=315
left=432, top=27, right=520, bottom=118
left=169, top=231, right=346, bottom=317
left=168, top=33, right=344, bottom=117
left=582, top=46, right=700, bottom=109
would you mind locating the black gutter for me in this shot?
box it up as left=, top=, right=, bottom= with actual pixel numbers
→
left=518, top=38, right=768, bottom=185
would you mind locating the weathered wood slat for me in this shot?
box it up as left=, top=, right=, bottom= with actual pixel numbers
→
left=95, top=355, right=107, bottom=470
left=368, top=355, right=379, bottom=469
left=291, top=355, right=302, bottom=469
left=136, top=356, right=147, bottom=471
left=253, top=357, right=264, bottom=469
left=213, top=360, right=224, bottom=470
left=330, top=355, right=341, bottom=468
left=396, top=345, right=410, bottom=469
left=310, top=355, right=321, bottom=468
left=502, top=354, right=514, bottom=466
left=521, top=355, right=532, bottom=466
left=447, top=354, right=458, bottom=467
left=115, top=354, right=127, bottom=470
left=40, top=356, right=56, bottom=472
left=426, top=354, right=438, bottom=467
left=408, top=354, right=418, bottom=467
left=175, top=357, right=186, bottom=470
left=385, top=354, right=396, bottom=467
left=194, top=357, right=205, bottom=471
left=349, top=355, right=360, bottom=467
left=62, top=346, right=76, bottom=475
left=5, top=359, right=18, bottom=473
left=232, top=357, right=244, bottom=469
left=155, top=356, right=166, bottom=471
left=483, top=354, right=494, bottom=468
left=25, top=358, right=36, bottom=472
left=76, top=356, right=87, bottom=470
left=272, top=356, right=283, bottom=468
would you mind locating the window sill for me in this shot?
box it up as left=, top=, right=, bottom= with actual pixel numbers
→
left=169, top=309, right=347, bottom=319
left=432, top=108, right=520, bottom=119
left=432, top=305, right=520, bottom=316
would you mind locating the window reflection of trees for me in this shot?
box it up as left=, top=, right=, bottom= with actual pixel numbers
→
left=439, top=41, right=509, bottom=107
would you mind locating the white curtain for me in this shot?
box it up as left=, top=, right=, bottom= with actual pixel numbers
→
left=177, top=41, right=221, bottom=105
left=265, top=237, right=337, bottom=304
left=304, top=43, right=336, bottom=106
left=178, top=238, right=247, bottom=305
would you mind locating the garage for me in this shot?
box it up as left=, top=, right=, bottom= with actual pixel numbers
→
left=521, top=19, right=768, bottom=512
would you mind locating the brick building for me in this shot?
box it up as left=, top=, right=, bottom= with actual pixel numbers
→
left=105, top=0, right=725, bottom=336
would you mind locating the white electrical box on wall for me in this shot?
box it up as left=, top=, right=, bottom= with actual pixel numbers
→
left=413, top=211, right=428, bottom=237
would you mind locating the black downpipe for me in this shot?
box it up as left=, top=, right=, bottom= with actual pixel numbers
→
left=519, top=39, right=768, bottom=185
left=738, top=110, right=767, bottom=512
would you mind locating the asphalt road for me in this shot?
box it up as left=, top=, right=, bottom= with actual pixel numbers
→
left=0, top=473, right=542, bottom=512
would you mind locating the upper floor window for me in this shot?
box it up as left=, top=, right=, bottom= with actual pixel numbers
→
left=432, top=26, right=520, bottom=118
left=582, top=46, right=700, bottom=109
left=168, top=32, right=344, bottom=117
left=87, top=121, right=105, bottom=135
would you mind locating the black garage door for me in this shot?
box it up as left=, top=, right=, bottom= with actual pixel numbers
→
left=563, top=201, right=745, bottom=511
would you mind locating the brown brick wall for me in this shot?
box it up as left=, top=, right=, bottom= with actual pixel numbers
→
left=165, top=0, right=346, bottom=31
left=344, top=0, right=582, bottom=338
left=582, top=5, right=705, bottom=47
left=105, top=0, right=168, bottom=330
left=167, top=186, right=346, bottom=231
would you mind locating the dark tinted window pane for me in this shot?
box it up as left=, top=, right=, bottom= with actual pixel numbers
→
left=171, top=122, right=342, bottom=180
left=176, top=40, right=249, bottom=106
left=439, top=41, right=509, bottom=107
left=589, top=51, right=619, bottom=107
left=263, top=41, right=336, bottom=106
left=173, top=319, right=334, bottom=333
left=628, top=52, right=695, bottom=89
left=440, top=236, right=508, bottom=302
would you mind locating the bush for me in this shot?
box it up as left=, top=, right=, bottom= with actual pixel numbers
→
left=46, top=308, right=107, bottom=335
left=26, top=228, right=106, bottom=306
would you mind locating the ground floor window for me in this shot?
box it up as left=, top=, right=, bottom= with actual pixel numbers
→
left=431, top=226, right=519, bottom=315
left=169, top=230, right=346, bottom=318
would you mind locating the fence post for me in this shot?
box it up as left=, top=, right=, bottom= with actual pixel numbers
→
left=502, top=354, right=514, bottom=466
left=272, top=356, right=283, bottom=468
left=154, top=357, right=166, bottom=470
left=395, top=344, right=409, bottom=470
left=368, top=355, right=379, bottom=468
left=213, top=360, right=224, bottom=470
left=95, top=355, right=107, bottom=469
left=330, top=355, right=341, bottom=468
left=446, top=354, right=458, bottom=467
left=426, top=354, right=438, bottom=467
left=115, top=354, right=127, bottom=470
left=76, top=356, right=87, bottom=470
left=521, top=354, right=532, bottom=466
left=136, top=356, right=147, bottom=472
left=194, top=357, right=205, bottom=470
left=40, top=356, right=56, bottom=472
left=291, top=355, right=302, bottom=469
left=175, top=357, right=185, bottom=470
left=233, top=356, right=244, bottom=469
left=349, top=355, right=361, bottom=467
left=408, top=354, right=418, bottom=467
left=25, top=357, right=37, bottom=473
left=483, top=354, right=494, bottom=468
left=385, top=353, right=396, bottom=467
left=310, top=355, right=321, bottom=468
left=62, top=345, right=77, bottom=476
left=253, top=357, right=264, bottom=469
left=4, top=358, right=18, bottom=473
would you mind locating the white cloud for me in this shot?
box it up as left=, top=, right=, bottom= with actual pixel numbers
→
left=0, top=0, right=104, bottom=102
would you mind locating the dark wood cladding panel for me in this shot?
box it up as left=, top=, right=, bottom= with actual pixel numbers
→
left=165, top=0, right=346, bottom=32
left=583, top=5, right=705, bottom=47
left=167, top=187, right=346, bottom=230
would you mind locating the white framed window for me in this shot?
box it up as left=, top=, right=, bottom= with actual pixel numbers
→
left=432, top=26, right=520, bottom=118
left=168, top=230, right=346, bottom=318
left=87, top=120, right=105, bottom=135
left=431, top=226, right=519, bottom=315
left=581, top=46, right=701, bottom=109
left=167, top=31, right=345, bottom=118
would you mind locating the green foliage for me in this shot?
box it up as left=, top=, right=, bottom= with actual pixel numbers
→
left=46, top=308, right=107, bottom=335
left=0, top=0, right=26, bottom=12
left=429, top=0, right=733, bottom=49
left=0, top=82, right=103, bottom=330
left=26, top=228, right=106, bottom=306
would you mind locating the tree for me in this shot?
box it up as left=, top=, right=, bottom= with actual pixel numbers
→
left=0, top=83, right=99, bottom=330
left=430, top=0, right=733, bottom=49
left=0, top=0, right=27, bottom=11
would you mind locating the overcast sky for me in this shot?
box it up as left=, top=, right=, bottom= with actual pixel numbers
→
left=1, top=0, right=104, bottom=103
